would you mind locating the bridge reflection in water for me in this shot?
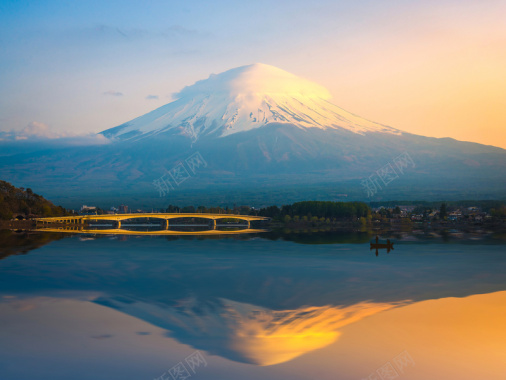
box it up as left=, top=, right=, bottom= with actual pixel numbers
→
left=34, top=213, right=270, bottom=236
left=34, top=227, right=268, bottom=235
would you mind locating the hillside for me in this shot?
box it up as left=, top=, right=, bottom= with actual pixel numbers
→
left=0, top=180, right=70, bottom=220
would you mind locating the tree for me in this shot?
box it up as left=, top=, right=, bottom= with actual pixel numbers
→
left=166, top=205, right=180, bottom=213
left=440, top=203, right=448, bottom=220
left=259, top=205, right=280, bottom=218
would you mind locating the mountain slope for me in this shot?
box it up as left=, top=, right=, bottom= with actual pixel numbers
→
left=102, top=63, right=400, bottom=141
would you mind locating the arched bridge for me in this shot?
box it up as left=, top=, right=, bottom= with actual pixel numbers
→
left=34, top=213, right=270, bottom=229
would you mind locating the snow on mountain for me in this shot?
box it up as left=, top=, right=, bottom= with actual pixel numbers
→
left=102, top=63, right=401, bottom=141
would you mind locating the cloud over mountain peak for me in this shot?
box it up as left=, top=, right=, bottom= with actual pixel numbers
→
left=175, top=63, right=332, bottom=100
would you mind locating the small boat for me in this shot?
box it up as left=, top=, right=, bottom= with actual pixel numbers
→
left=370, top=236, right=394, bottom=255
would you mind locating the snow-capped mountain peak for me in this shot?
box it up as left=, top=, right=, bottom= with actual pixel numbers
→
left=102, top=63, right=401, bottom=141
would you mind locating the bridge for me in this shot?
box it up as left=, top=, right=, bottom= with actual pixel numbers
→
left=34, top=213, right=270, bottom=229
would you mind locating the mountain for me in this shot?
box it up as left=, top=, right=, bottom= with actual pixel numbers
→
left=102, top=63, right=400, bottom=141
left=0, top=63, right=505, bottom=207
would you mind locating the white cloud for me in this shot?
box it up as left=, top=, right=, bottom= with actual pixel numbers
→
left=21, top=121, right=59, bottom=138
left=60, top=133, right=111, bottom=146
left=103, top=90, right=123, bottom=96
left=0, top=121, right=111, bottom=146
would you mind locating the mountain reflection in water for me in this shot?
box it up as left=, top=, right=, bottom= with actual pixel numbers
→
left=0, top=231, right=505, bottom=379
left=93, top=295, right=403, bottom=366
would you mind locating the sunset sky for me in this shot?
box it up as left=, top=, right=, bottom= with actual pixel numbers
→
left=1, top=0, right=505, bottom=148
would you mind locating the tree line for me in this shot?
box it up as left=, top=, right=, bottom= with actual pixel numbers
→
left=163, top=201, right=371, bottom=221
left=258, top=201, right=370, bottom=220
left=0, top=180, right=70, bottom=220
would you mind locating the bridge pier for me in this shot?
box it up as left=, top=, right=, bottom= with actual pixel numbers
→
left=247, top=220, right=250, bottom=229
left=212, top=219, right=216, bottom=230
left=117, top=220, right=121, bottom=229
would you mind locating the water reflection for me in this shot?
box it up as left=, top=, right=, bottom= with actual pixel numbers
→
left=6, top=226, right=504, bottom=247
left=34, top=225, right=267, bottom=235
left=1, top=232, right=506, bottom=379
left=93, top=295, right=404, bottom=366
left=2, top=290, right=505, bottom=380
left=370, top=235, right=395, bottom=256
left=0, top=229, right=67, bottom=260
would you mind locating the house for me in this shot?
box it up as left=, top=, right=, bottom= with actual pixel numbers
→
left=448, top=210, right=462, bottom=221
left=80, top=205, right=96, bottom=214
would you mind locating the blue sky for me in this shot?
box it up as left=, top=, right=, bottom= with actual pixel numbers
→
left=1, top=0, right=505, bottom=147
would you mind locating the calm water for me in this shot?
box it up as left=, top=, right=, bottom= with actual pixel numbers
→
left=0, top=230, right=505, bottom=380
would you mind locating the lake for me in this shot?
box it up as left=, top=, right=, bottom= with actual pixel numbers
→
left=0, top=229, right=505, bottom=380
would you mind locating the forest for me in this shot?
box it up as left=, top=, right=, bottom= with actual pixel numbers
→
left=0, top=180, right=70, bottom=220
left=162, top=201, right=371, bottom=221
